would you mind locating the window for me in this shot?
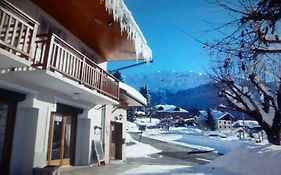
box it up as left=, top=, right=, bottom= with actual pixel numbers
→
left=158, top=106, right=164, bottom=110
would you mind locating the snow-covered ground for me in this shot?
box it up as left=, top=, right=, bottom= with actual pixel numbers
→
left=128, top=117, right=267, bottom=154
left=125, top=118, right=281, bottom=175
left=126, top=133, right=161, bottom=158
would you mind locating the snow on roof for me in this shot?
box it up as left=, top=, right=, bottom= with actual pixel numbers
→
left=198, top=110, right=234, bottom=120
left=232, top=120, right=260, bottom=127
left=135, top=111, right=146, bottom=115
left=155, top=104, right=188, bottom=113
left=119, top=82, right=147, bottom=106
left=102, top=0, right=152, bottom=61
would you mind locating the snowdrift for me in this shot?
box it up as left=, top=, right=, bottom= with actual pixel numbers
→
left=207, top=144, right=281, bottom=175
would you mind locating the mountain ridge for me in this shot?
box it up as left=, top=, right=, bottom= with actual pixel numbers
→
left=123, top=70, right=210, bottom=93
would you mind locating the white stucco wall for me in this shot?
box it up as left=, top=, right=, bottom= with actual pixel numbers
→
left=104, top=105, right=127, bottom=163
left=9, top=93, right=56, bottom=175
left=217, top=120, right=232, bottom=131
left=0, top=79, right=106, bottom=174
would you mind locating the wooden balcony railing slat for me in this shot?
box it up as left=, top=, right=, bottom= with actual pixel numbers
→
left=0, top=11, right=5, bottom=30
left=11, top=19, right=18, bottom=46
left=32, top=33, right=119, bottom=100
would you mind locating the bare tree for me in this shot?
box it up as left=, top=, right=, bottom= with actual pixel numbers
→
left=207, top=0, right=281, bottom=145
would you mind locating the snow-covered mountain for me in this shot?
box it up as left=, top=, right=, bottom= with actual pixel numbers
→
left=123, top=70, right=210, bottom=93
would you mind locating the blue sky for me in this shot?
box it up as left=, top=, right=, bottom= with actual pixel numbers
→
left=108, top=0, right=231, bottom=74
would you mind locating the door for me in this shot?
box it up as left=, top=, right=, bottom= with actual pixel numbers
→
left=110, top=122, right=123, bottom=160
left=47, top=112, right=76, bottom=166
left=0, top=100, right=16, bottom=174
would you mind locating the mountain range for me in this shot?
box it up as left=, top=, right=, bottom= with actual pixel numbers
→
left=123, top=70, right=210, bottom=93
left=123, top=70, right=228, bottom=113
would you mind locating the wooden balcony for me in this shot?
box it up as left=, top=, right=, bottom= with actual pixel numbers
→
left=0, top=1, right=119, bottom=101
left=32, top=34, right=119, bottom=101
left=0, top=0, right=38, bottom=65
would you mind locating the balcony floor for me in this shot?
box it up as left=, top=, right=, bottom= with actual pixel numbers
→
left=0, top=48, right=32, bottom=69
left=0, top=69, right=118, bottom=105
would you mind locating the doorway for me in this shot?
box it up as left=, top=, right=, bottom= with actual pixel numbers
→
left=0, top=89, right=25, bottom=174
left=110, top=122, right=123, bottom=160
left=47, top=112, right=77, bottom=166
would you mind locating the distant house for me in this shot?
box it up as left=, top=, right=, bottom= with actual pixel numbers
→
left=153, top=104, right=190, bottom=119
left=197, top=110, right=234, bottom=131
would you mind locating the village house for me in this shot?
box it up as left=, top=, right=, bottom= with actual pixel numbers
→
left=154, top=104, right=190, bottom=119
left=0, top=0, right=151, bottom=174
left=197, top=110, right=234, bottom=131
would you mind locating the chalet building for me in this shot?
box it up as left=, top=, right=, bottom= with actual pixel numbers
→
left=0, top=0, right=151, bottom=174
left=197, top=110, right=234, bottom=131
left=154, top=104, right=190, bottom=119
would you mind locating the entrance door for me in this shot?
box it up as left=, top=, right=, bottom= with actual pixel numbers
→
left=0, top=100, right=16, bottom=174
left=110, top=122, right=123, bottom=160
left=47, top=113, right=76, bottom=166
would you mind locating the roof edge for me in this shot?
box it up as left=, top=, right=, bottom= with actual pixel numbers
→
left=102, top=0, right=152, bottom=61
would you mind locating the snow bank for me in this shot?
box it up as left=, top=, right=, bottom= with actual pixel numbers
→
left=134, top=118, right=160, bottom=127
left=121, top=165, right=241, bottom=175
left=126, top=133, right=161, bottom=158
left=127, top=121, right=139, bottom=132
left=178, top=135, right=244, bottom=154
left=207, top=144, right=281, bottom=175
left=168, top=127, right=203, bottom=136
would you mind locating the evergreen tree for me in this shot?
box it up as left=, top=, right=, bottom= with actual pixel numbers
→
left=112, top=71, right=123, bottom=82
left=206, top=108, right=216, bottom=131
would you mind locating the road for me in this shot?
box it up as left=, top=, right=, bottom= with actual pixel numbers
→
left=60, top=133, right=221, bottom=175
left=128, top=132, right=220, bottom=166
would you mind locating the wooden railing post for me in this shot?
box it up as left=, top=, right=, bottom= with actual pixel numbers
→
left=43, top=34, right=54, bottom=69
left=80, top=56, right=85, bottom=84
left=28, top=24, right=38, bottom=61
left=99, top=69, right=103, bottom=91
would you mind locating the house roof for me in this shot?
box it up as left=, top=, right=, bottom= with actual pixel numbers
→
left=155, top=104, right=188, bottom=113
left=119, top=82, right=147, bottom=107
left=198, top=110, right=234, bottom=120
left=31, top=0, right=152, bottom=61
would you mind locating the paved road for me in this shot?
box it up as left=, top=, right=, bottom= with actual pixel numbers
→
left=128, top=132, right=220, bottom=166
left=61, top=133, right=221, bottom=175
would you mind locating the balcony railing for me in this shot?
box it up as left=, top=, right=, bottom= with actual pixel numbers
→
left=33, top=33, right=119, bottom=101
left=0, top=0, right=38, bottom=60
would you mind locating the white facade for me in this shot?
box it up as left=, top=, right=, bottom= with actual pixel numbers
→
left=0, top=0, right=149, bottom=174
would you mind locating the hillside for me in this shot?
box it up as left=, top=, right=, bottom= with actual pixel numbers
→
left=123, top=70, right=210, bottom=93
left=150, top=83, right=227, bottom=113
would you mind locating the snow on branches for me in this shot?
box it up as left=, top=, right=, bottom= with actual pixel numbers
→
left=209, top=0, right=281, bottom=144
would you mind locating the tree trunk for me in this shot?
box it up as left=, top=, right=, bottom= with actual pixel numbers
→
left=250, top=111, right=281, bottom=145
left=266, top=129, right=281, bottom=145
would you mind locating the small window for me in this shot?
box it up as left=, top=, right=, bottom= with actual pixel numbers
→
left=158, top=106, right=164, bottom=110
left=219, top=126, right=222, bottom=128
left=224, top=126, right=227, bottom=128
left=224, top=121, right=226, bottom=124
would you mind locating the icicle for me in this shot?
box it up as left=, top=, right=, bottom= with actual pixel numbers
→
left=101, top=0, right=152, bottom=61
